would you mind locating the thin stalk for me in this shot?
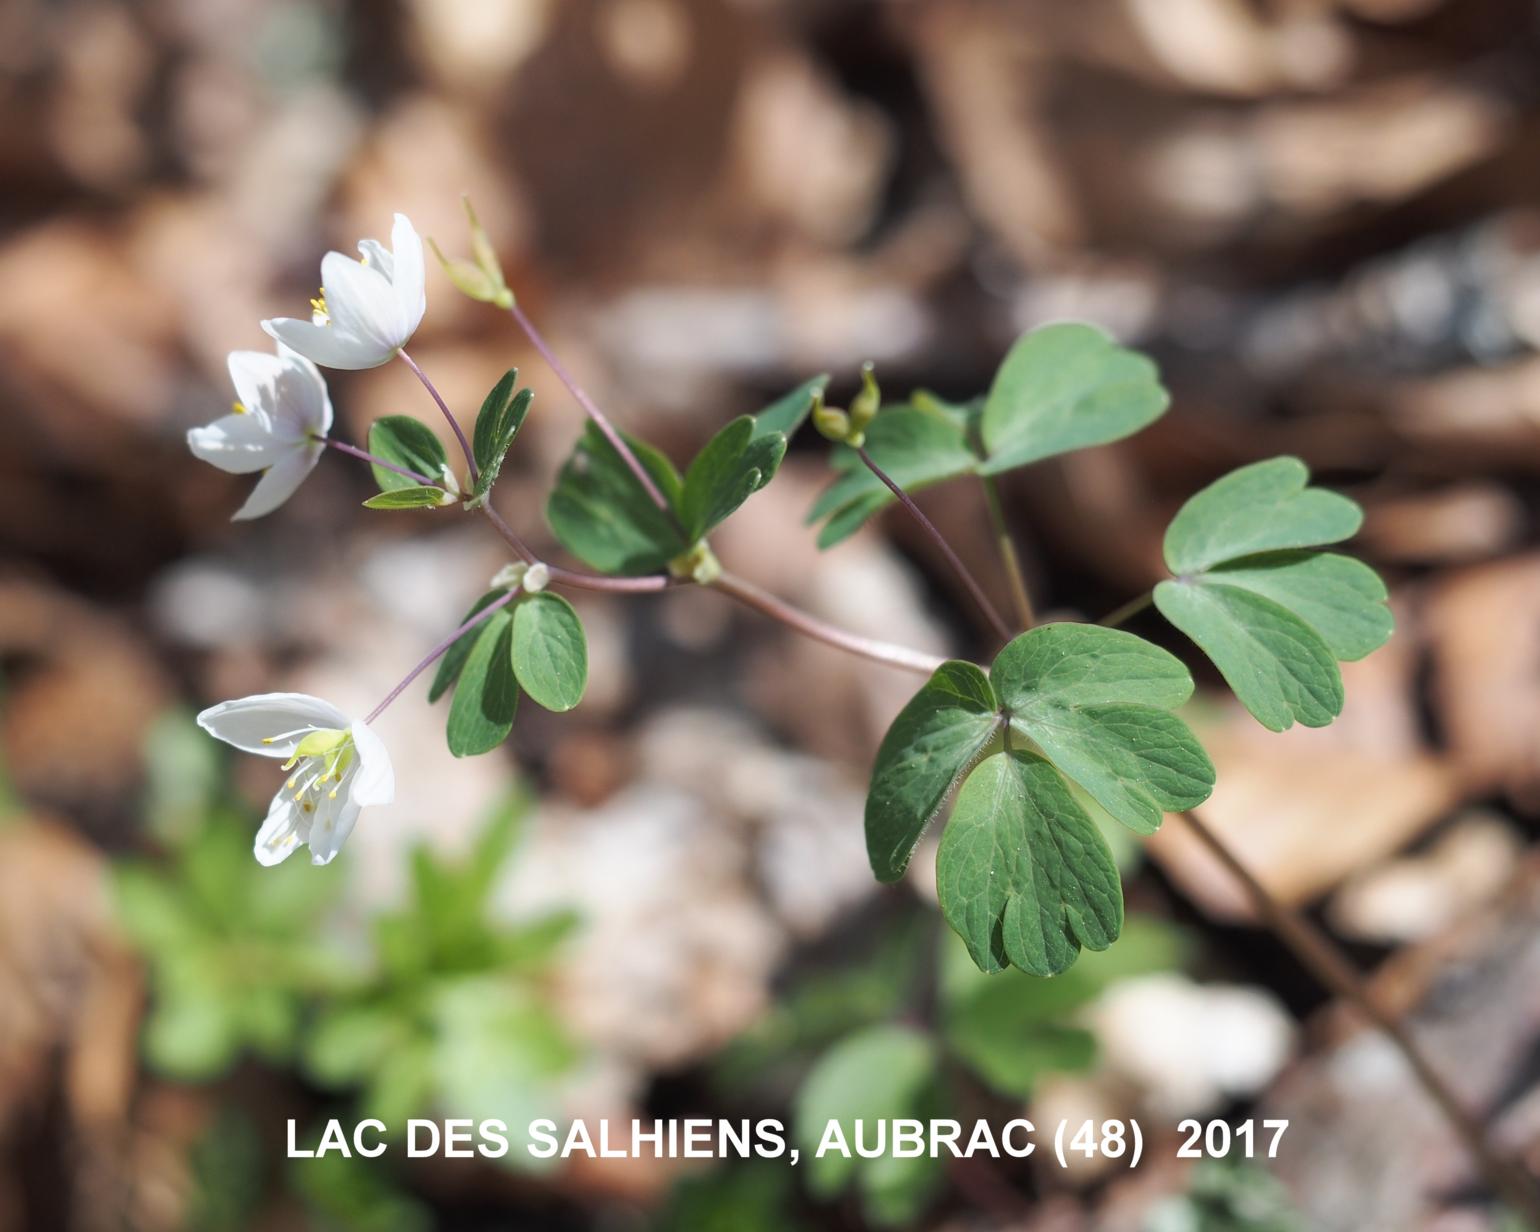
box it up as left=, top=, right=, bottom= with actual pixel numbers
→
left=710, top=570, right=945, bottom=676
left=399, top=350, right=479, bottom=485
left=979, top=474, right=1034, bottom=630
left=1176, top=809, right=1540, bottom=1224
left=857, top=447, right=1012, bottom=642
left=506, top=298, right=673, bottom=518
left=1099, top=591, right=1153, bottom=628
left=365, top=588, right=519, bottom=724
left=321, top=437, right=436, bottom=487
left=479, top=504, right=676, bottom=593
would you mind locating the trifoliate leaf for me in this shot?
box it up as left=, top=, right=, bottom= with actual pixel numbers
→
left=1154, top=457, right=1390, bottom=731
left=937, top=749, right=1123, bottom=977
left=471, top=369, right=532, bottom=497
left=807, top=406, right=979, bottom=548
left=446, top=610, right=517, bottom=756
left=547, top=423, right=689, bottom=575
left=368, top=415, right=452, bottom=493
left=752, top=374, right=829, bottom=442
left=794, top=1025, right=943, bottom=1227
left=362, top=485, right=451, bottom=509
left=865, top=661, right=1000, bottom=882
left=1154, top=581, right=1342, bottom=732
left=680, top=415, right=786, bottom=543
left=992, top=624, right=1214, bottom=836
left=511, top=592, right=587, bottom=712
left=428, top=591, right=508, bottom=703
left=1162, top=456, right=1362, bottom=576
left=979, top=323, right=1169, bottom=476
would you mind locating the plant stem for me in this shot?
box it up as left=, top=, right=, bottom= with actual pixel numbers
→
left=399, top=350, right=479, bottom=485
left=979, top=474, right=1034, bottom=630
left=505, top=298, right=673, bottom=517
left=1176, top=809, right=1540, bottom=1224
left=709, top=570, right=946, bottom=676
left=365, top=587, right=519, bottom=724
left=321, top=437, right=436, bottom=487
left=479, top=503, right=677, bottom=593
left=857, top=448, right=1012, bottom=642
left=1099, top=591, right=1153, bottom=628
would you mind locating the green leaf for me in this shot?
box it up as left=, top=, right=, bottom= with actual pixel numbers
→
left=511, top=592, right=587, bottom=712
left=1198, top=551, right=1392, bottom=661
left=794, top=1025, right=943, bottom=1227
left=362, top=485, right=449, bottom=510
left=471, top=370, right=532, bottom=496
left=445, top=611, right=518, bottom=756
left=680, top=415, right=786, bottom=542
left=1154, top=580, right=1342, bottom=731
left=1163, top=456, right=1362, bottom=576
left=865, top=661, right=1000, bottom=882
left=992, top=624, right=1214, bottom=836
left=1154, top=458, right=1389, bottom=730
left=428, top=591, right=509, bottom=703
left=752, top=375, right=829, bottom=441
left=937, top=750, right=1123, bottom=977
left=367, top=415, right=451, bottom=492
left=808, top=406, right=980, bottom=548
left=979, top=323, right=1169, bottom=476
left=547, top=423, right=689, bottom=575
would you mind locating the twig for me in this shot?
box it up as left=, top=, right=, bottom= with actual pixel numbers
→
left=1176, top=808, right=1540, bottom=1225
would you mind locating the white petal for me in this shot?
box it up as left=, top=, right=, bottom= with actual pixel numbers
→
left=232, top=444, right=321, bottom=520
left=388, top=213, right=426, bottom=339
left=226, top=349, right=288, bottom=417
left=321, top=251, right=404, bottom=357
left=348, top=719, right=395, bottom=807
left=263, top=317, right=385, bottom=371
left=269, top=352, right=333, bottom=441
left=197, top=692, right=350, bottom=757
left=358, top=237, right=394, bottom=282
left=187, top=413, right=283, bottom=474
left=254, top=793, right=308, bottom=866
left=306, top=792, right=362, bottom=866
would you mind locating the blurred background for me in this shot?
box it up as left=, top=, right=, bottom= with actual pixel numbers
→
left=5, top=0, right=1540, bottom=1228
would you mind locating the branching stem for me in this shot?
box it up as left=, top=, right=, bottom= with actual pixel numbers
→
left=505, top=298, right=674, bottom=518
left=399, top=350, right=479, bottom=484
left=857, top=448, right=1012, bottom=642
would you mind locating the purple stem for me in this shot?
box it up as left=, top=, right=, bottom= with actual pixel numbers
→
left=480, top=503, right=677, bottom=593
left=323, top=437, right=436, bottom=487
left=857, top=447, right=1012, bottom=643
left=506, top=298, right=673, bottom=517
left=365, top=587, right=519, bottom=724
left=399, top=350, right=479, bottom=484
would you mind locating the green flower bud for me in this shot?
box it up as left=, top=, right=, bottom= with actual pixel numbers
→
left=849, top=361, right=880, bottom=434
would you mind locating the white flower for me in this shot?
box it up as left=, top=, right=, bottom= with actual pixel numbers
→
left=262, top=213, right=426, bottom=370
left=197, top=693, right=395, bottom=866
left=187, top=347, right=332, bottom=520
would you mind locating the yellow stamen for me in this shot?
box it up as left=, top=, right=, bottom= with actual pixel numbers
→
left=232, top=401, right=249, bottom=415
left=310, top=289, right=328, bottom=316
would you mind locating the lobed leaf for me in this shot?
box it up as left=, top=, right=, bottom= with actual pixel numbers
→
left=1201, top=551, right=1391, bottom=661
left=752, top=374, right=829, bottom=442
left=992, top=624, right=1214, bottom=835
left=979, top=323, right=1169, bottom=476
left=1162, top=456, right=1362, bottom=577
left=546, top=423, right=689, bottom=575
left=368, top=415, right=451, bottom=493
left=445, top=611, right=518, bottom=757
left=510, top=593, right=587, bottom=712
left=679, top=415, right=786, bottom=543
left=937, top=750, right=1123, bottom=978
left=864, top=661, right=999, bottom=883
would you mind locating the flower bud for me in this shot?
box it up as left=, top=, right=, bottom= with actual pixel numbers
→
left=849, top=361, right=880, bottom=434
left=428, top=196, right=514, bottom=308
